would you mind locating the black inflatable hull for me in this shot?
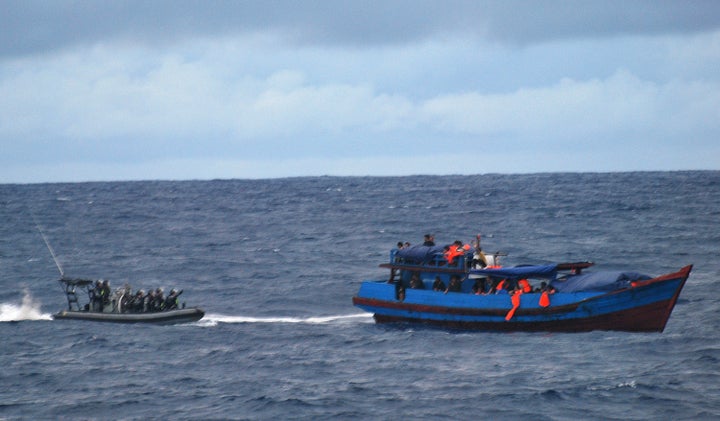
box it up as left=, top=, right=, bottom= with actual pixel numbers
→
left=52, top=308, right=204, bottom=324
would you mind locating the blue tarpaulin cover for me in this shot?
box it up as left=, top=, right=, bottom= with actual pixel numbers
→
left=550, top=271, right=651, bottom=293
left=396, top=245, right=445, bottom=263
left=469, top=264, right=559, bottom=279
left=470, top=265, right=652, bottom=292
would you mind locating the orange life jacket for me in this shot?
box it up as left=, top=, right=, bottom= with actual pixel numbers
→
left=518, top=279, right=532, bottom=293
left=539, top=291, right=550, bottom=307
left=444, top=244, right=470, bottom=264
left=505, top=290, right=522, bottom=321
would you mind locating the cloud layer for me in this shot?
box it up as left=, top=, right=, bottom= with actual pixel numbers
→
left=1, top=1, right=719, bottom=182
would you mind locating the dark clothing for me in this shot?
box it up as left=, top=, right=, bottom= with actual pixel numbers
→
left=410, top=277, right=425, bottom=289
left=472, top=278, right=487, bottom=294
left=101, top=285, right=111, bottom=305
left=447, top=277, right=462, bottom=293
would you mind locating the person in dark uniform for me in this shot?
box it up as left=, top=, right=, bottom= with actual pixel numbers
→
left=153, top=288, right=165, bottom=311
left=101, top=280, right=111, bottom=310
left=164, top=289, right=183, bottom=310
left=91, top=280, right=103, bottom=312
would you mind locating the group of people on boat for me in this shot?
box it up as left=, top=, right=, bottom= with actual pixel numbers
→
left=123, top=287, right=183, bottom=313
left=88, top=280, right=183, bottom=313
left=414, top=273, right=556, bottom=295
left=394, top=234, right=556, bottom=300
left=396, top=233, right=496, bottom=268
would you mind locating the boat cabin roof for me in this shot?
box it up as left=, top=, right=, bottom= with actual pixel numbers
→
left=58, top=278, right=96, bottom=287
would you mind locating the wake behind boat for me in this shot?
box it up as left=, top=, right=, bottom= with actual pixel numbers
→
left=53, top=278, right=204, bottom=324
left=352, top=236, right=691, bottom=332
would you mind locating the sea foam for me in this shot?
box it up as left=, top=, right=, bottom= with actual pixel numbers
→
left=0, top=290, right=52, bottom=322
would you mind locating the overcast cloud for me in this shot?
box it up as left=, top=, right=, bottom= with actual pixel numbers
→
left=1, top=0, right=719, bottom=182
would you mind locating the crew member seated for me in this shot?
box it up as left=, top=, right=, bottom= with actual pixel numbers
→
left=518, top=279, right=532, bottom=294
left=445, top=275, right=463, bottom=293
left=409, top=273, right=425, bottom=289
left=472, top=278, right=487, bottom=295
left=164, top=289, right=183, bottom=310
left=491, top=278, right=509, bottom=294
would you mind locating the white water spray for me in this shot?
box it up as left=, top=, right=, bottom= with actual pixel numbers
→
left=0, top=290, right=52, bottom=321
left=198, top=313, right=373, bottom=327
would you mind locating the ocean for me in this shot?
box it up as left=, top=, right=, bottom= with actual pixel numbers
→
left=1, top=172, right=718, bottom=420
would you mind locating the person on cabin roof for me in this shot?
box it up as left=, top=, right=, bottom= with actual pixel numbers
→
left=432, top=276, right=446, bottom=291
left=444, top=240, right=470, bottom=265
left=423, top=234, right=435, bottom=246
left=397, top=242, right=404, bottom=250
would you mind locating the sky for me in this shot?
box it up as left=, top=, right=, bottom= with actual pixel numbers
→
left=1, top=0, right=719, bottom=183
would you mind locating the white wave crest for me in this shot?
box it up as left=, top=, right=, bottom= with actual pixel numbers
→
left=198, top=313, right=373, bottom=326
left=0, top=290, right=53, bottom=322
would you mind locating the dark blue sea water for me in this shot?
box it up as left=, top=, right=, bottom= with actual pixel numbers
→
left=1, top=172, right=719, bottom=420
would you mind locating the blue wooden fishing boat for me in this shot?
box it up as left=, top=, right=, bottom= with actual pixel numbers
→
left=352, top=243, right=691, bottom=332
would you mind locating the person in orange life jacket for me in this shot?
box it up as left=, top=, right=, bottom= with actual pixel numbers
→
left=505, top=288, right=523, bottom=320
left=518, top=279, right=532, bottom=294
left=444, top=240, right=470, bottom=265
left=538, top=281, right=556, bottom=307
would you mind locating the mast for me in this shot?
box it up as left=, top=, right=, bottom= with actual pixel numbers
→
left=33, top=215, right=65, bottom=278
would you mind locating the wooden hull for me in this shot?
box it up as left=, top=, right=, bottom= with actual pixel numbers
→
left=353, top=266, right=691, bottom=332
left=52, top=308, right=204, bottom=325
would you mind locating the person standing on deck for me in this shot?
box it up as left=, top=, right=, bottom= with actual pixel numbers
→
left=423, top=234, right=435, bottom=246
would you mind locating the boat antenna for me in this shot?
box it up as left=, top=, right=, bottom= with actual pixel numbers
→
left=32, top=214, right=65, bottom=278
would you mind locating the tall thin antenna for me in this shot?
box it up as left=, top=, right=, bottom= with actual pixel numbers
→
left=32, top=215, right=65, bottom=278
